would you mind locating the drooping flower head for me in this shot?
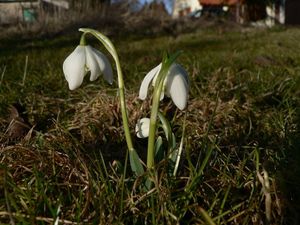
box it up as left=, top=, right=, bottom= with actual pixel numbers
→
left=139, top=63, right=189, bottom=110
left=63, top=44, right=113, bottom=90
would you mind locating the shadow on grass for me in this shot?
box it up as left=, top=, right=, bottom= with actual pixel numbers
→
left=279, top=106, right=300, bottom=224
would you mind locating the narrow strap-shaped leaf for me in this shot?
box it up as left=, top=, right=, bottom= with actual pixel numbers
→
left=157, top=111, right=174, bottom=148
left=154, top=136, right=164, bottom=162
left=173, top=113, right=186, bottom=176
left=129, top=149, right=144, bottom=176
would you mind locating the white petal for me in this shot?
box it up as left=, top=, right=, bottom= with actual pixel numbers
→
left=139, top=63, right=161, bottom=100
left=135, top=118, right=150, bottom=138
left=151, top=64, right=166, bottom=100
left=166, top=64, right=189, bottom=110
left=91, top=47, right=113, bottom=84
left=63, top=46, right=86, bottom=90
left=151, top=63, right=163, bottom=87
left=85, top=45, right=101, bottom=82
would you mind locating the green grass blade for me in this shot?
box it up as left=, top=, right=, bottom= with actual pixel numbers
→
left=199, top=207, right=216, bottom=225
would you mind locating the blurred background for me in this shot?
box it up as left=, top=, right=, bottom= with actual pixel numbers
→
left=0, top=0, right=299, bottom=38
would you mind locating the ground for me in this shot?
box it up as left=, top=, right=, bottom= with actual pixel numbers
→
left=0, top=25, right=299, bottom=224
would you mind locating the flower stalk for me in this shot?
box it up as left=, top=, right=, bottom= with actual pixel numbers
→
left=146, top=53, right=181, bottom=168
left=147, top=76, right=164, bottom=168
left=78, top=28, right=143, bottom=175
left=79, top=28, right=133, bottom=150
left=80, top=33, right=86, bottom=46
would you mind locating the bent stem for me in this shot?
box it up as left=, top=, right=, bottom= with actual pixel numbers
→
left=79, top=28, right=133, bottom=151
left=79, top=28, right=143, bottom=175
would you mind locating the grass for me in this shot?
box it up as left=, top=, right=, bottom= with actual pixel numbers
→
left=0, top=25, right=300, bottom=224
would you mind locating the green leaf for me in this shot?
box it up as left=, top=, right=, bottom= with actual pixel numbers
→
left=144, top=177, right=153, bottom=191
left=165, top=50, right=183, bottom=68
left=154, top=136, right=164, bottom=162
left=157, top=111, right=173, bottom=149
left=169, top=134, right=178, bottom=162
left=171, top=133, right=176, bottom=149
left=173, top=114, right=186, bottom=176
left=129, top=149, right=144, bottom=176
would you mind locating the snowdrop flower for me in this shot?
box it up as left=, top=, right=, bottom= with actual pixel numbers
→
left=135, top=118, right=150, bottom=138
left=139, top=63, right=189, bottom=110
left=63, top=45, right=113, bottom=90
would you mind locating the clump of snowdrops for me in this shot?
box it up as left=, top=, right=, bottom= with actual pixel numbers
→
left=63, top=28, right=189, bottom=179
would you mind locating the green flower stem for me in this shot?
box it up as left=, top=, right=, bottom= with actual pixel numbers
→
left=79, top=33, right=86, bottom=46
left=147, top=96, right=160, bottom=168
left=115, top=56, right=134, bottom=151
left=147, top=68, right=166, bottom=168
left=79, top=28, right=134, bottom=152
left=146, top=52, right=181, bottom=169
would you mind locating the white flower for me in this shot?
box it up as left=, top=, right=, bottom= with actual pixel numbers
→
left=63, top=45, right=113, bottom=90
left=139, top=63, right=189, bottom=110
left=135, top=118, right=150, bottom=138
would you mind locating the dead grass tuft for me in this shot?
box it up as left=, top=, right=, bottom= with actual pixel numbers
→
left=0, top=144, right=88, bottom=187
left=67, top=91, right=149, bottom=143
